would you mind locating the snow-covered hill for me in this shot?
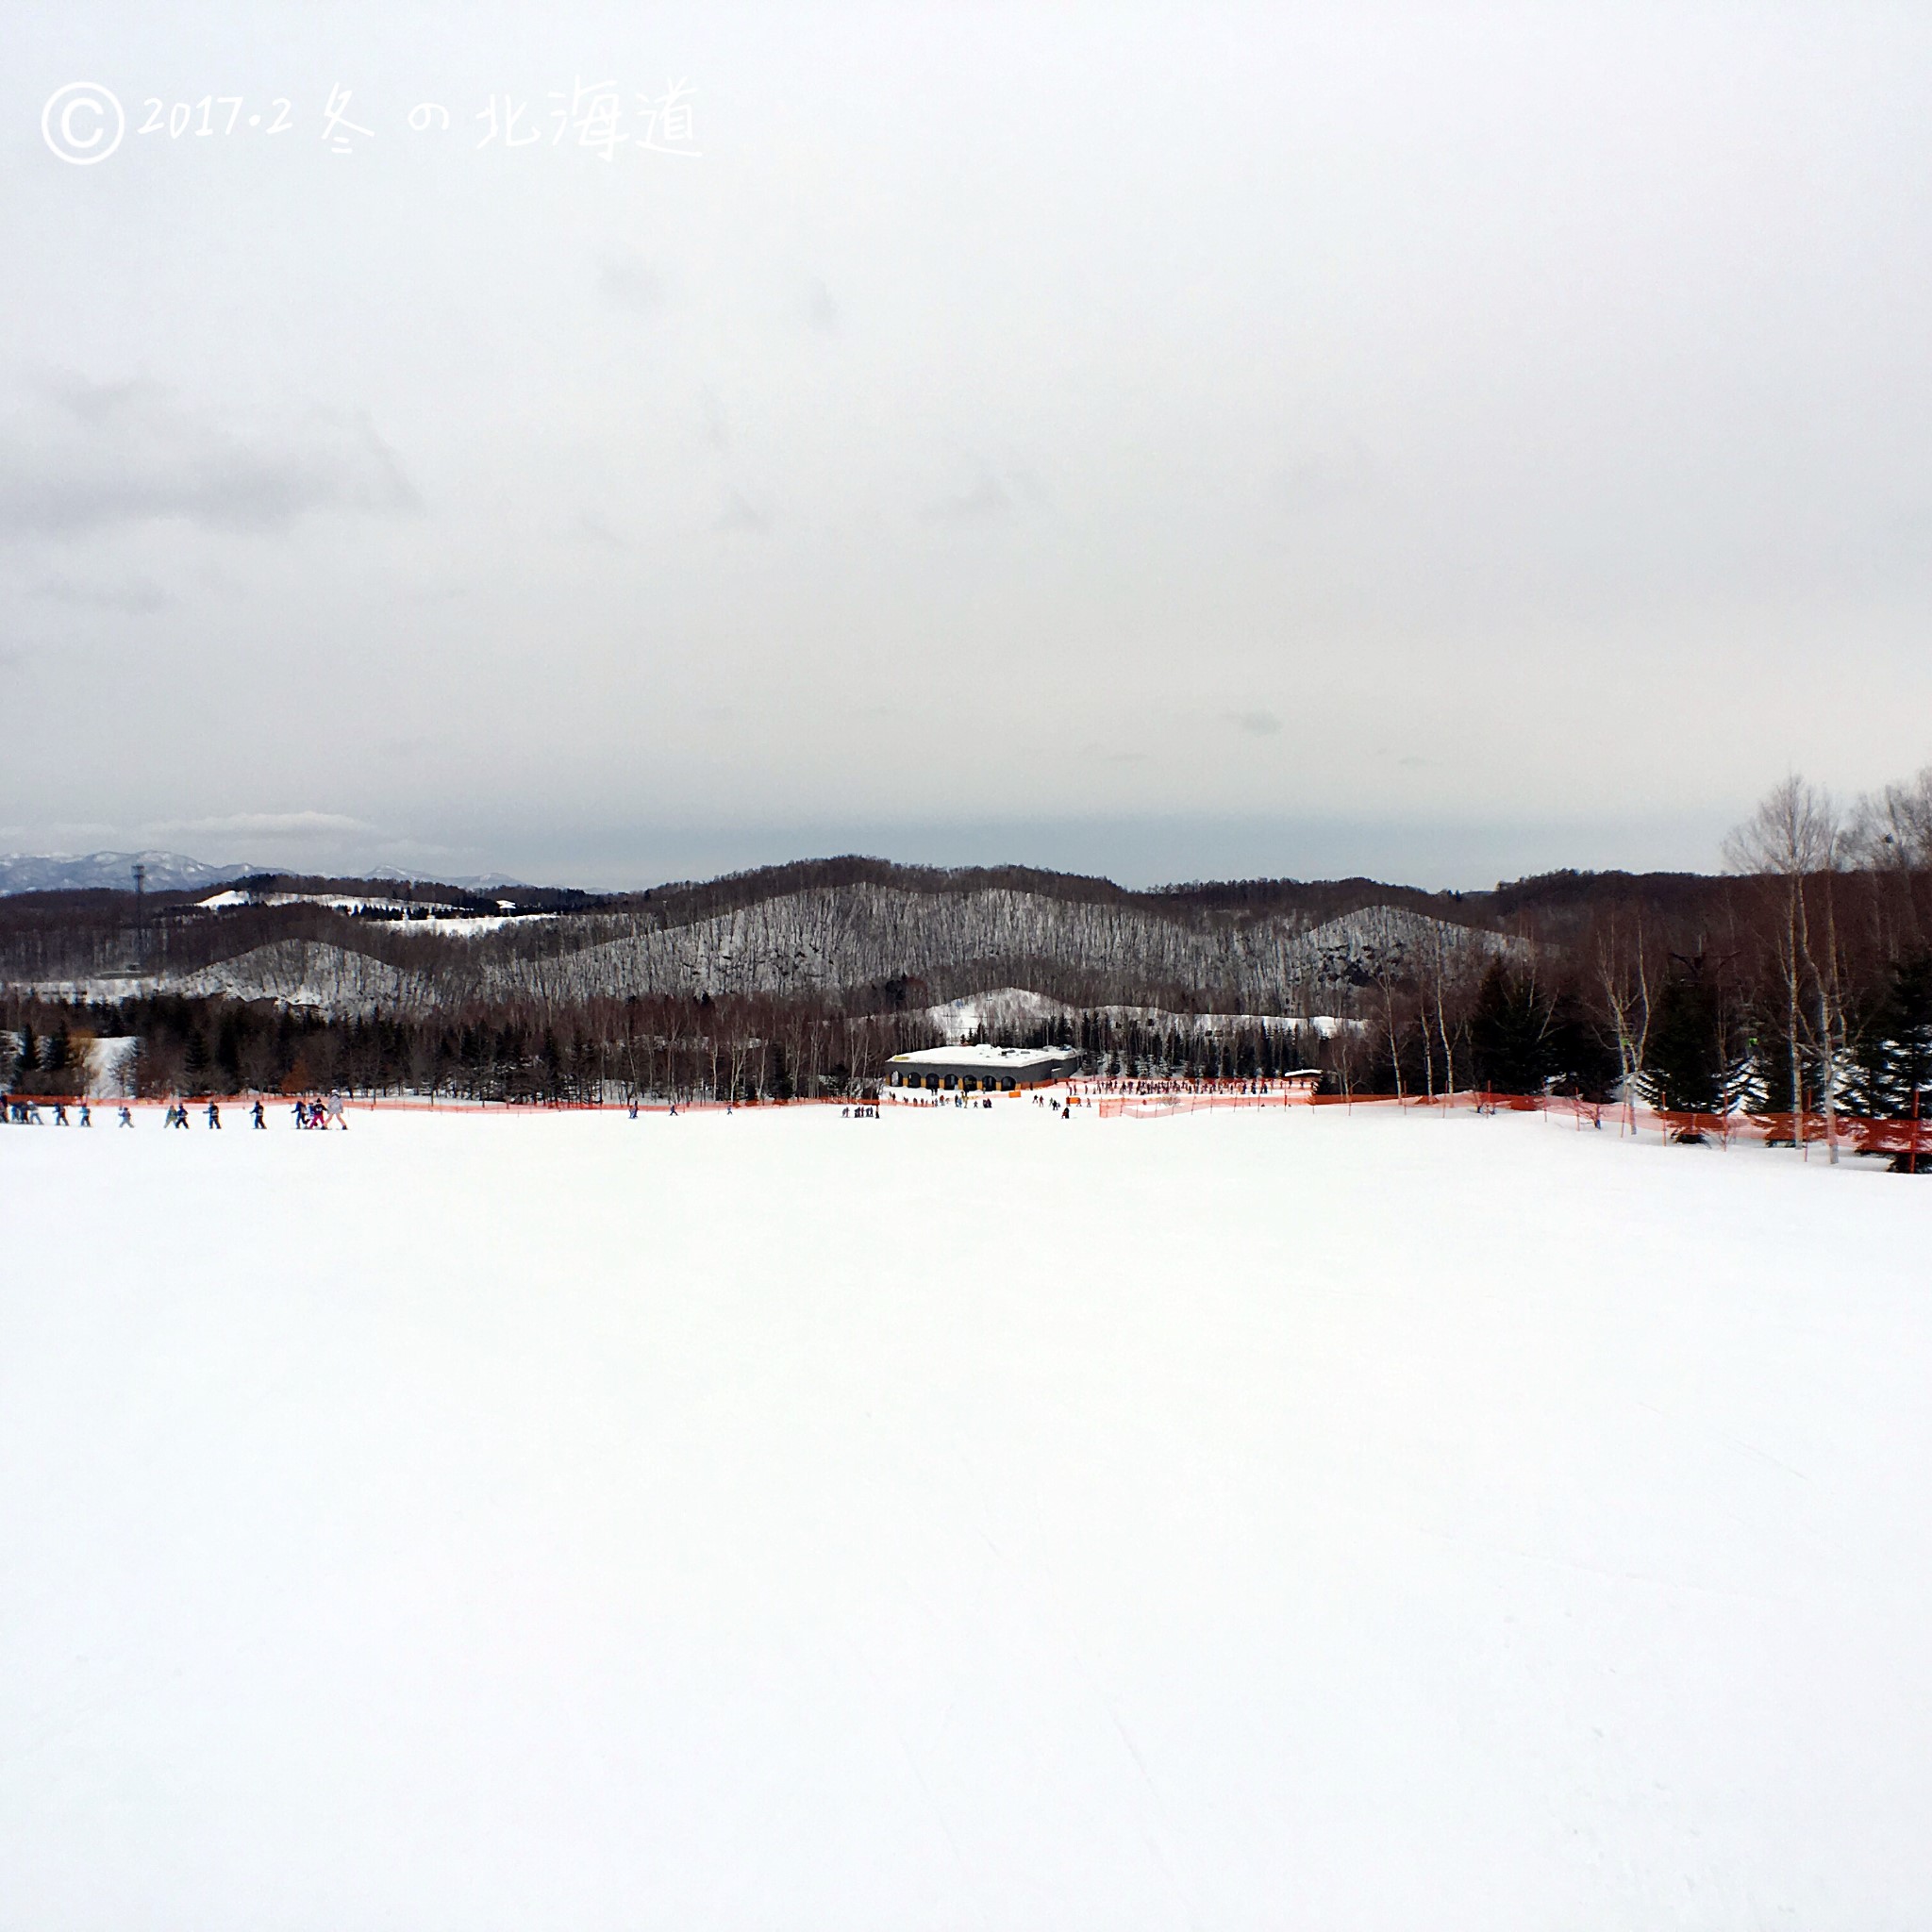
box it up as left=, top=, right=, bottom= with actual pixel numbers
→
left=0, top=849, right=257, bottom=895
left=477, top=887, right=1511, bottom=1011
left=169, top=940, right=434, bottom=1012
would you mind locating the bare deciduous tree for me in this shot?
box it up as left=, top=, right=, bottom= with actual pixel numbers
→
left=1724, top=775, right=1846, bottom=1160
left=1591, top=908, right=1661, bottom=1120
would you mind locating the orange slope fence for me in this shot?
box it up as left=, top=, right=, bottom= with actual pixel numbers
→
left=30, top=1084, right=1925, bottom=1159
left=1080, top=1081, right=1928, bottom=1158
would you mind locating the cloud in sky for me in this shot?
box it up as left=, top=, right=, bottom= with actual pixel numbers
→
left=804, top=276, right=840, bottom=334
left=598, top=255, right=666, bottom=317
left=923, top=466, right=1011, bottom=523
left=29, top=573, right=171, bottom=614
left=0, top=377, right=418, bottom=538
left=714, top=487, right=772, bottom=534
left=145, top=811, right=377, bottom=841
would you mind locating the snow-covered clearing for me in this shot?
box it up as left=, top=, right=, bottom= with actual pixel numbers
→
left=2, top=1105, right=1928, bottom=1928
left=195, top=890, right=535, bottom=936
left=923, top=987, right=1349, bottom=1042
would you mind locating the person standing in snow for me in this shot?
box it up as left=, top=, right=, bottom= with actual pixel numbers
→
left=328, top=1092, right=346, bottom=1129
left=293, top=1099, right=308, bottom=1128
left=118, top=1105, right=133, bottom=1127
left=53, top=1102, right=68, bottom=1125
left=77, top=1102, right=91, bottom=1126
left=206, top=1101, right=222, bottom=1129
left=252, top=1099, right=265, bottom=1129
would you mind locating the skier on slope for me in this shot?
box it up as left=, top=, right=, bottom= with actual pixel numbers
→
left=252, top=1099, right=265, bottom=1129
left=118, top=1105, right=133, bottom=1128
left=206, top=1101, right=222, bottom=1129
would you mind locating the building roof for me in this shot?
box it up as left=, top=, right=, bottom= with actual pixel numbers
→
left=887, top=1045, right=1077, bottom=1070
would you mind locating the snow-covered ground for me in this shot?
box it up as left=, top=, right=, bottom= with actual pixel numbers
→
left=2, top=1105, right=1927, bottom=1928
left=197, top=889, right=534, bottom=936
left=82, top=1032, right=137, bottom=1096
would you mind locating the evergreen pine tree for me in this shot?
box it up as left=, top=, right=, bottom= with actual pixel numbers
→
left=184, top=1026, right=212, bottom=1095
left=1543, top=991, right=1622, bottom=1100
left=1860, top=953, right=1932, bottom=1167
left=1468, top=963, right=1551, bottom=1094
left=216, top=1015, right=244, bottom=1093
left=1644, top=959, right=1739, bottom=1132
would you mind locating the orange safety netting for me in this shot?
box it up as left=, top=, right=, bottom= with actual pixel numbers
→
left=1082, top=1082, right=1929, bottom=1158
left=22, top=1085, right=1926, bottom=1159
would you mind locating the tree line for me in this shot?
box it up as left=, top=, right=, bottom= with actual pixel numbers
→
left=3, top=992, right=949, bottom=1107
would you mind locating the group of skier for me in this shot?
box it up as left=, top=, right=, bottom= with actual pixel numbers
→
left=4, top=1094, right=348, bottom=1129
left=3, top=1095, right=90, bottom=1125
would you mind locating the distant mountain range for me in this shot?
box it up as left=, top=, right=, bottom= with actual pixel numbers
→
left=0, top=850, right=258, bottom=895
left=365, top=867, right=531, bottom=892
left=0, top=852, right=529, bottom=896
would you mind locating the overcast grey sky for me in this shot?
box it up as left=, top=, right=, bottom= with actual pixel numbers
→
left=5, top=3, right=1930, bottom=888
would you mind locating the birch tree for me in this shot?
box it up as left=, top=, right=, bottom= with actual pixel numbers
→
left=1724, top=776, right=1845, bottom=1159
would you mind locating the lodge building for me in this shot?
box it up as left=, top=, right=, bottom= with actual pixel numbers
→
left=885, top=1044, right=1082, bottom=1092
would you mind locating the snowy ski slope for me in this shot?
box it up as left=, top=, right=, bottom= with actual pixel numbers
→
left=2, top=1104, right=1927, bottom=1927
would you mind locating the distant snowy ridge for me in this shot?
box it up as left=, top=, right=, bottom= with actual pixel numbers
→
left=364, top=867, right=533, bottom=891
left=0, top=852, right=525, bottom=897
left=0, top=850, right=257, bottom=895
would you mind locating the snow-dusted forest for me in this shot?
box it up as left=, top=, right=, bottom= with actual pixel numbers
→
left=3, top=771, right=1930, bottom=1140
